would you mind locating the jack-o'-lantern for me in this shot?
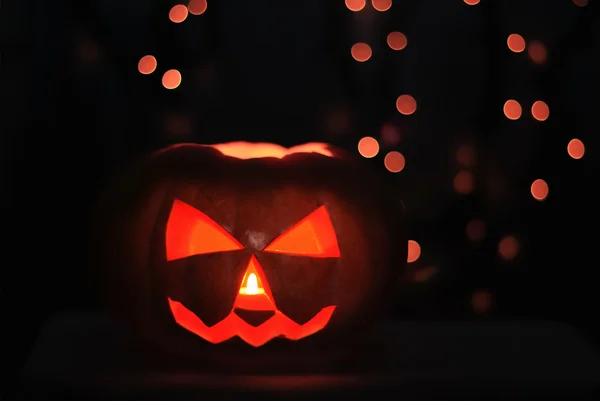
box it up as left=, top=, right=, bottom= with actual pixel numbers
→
left=91, top=142, right=406, bottom=358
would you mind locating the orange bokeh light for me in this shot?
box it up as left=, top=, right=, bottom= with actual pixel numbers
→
left=453, top=171, right=474, bottom=194
left=531, top=101, right=549, bottom=121
left=573, top=0, right=588, bottom=6
left=413, top=266, right=437, bottom=283
left=351, top=43, right=372, bottom=62
left=466, top=219, right=486, bottom=242
left=472, top=289, right=492, bottom=313
left=162, top=69, right=182, bottom=89
left=507, top=34, right=526, bottom=53
left=464, top=0, right=480, bottom=5
left=530, top=179, right=549, bottom=201
left=138, top=55, right=157, bottom=75
left=456, top=143, right=476, bottom=167
left=396, top=95, right=417, bottom=115
left=387, top=32, right=407, bottom=51
left=345, top=0, right=366, bottom=11
left=498, top=235, right=519, bottom=261
left=528, top=40, right=547, bottom=64
left=567, top=139, right=585, bottom=159
left=169, top=4, right=188, bottom=23
left=384, top=151, right=405, bottom=173
left=503, top=99, right=522, bottom=120
left=407, top=240, right=421, bottom=263
left=372, top=0, right=392, bottom=11
left=188, top=0, right=207, bottom=15
left=358, top=136, right=379, bottom=158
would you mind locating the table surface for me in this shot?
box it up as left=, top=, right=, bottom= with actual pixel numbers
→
left=21, top=312, right=600, bottom=400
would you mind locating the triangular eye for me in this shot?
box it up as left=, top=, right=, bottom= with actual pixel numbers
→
left=263, top=206, right=340, bottom=258
left=166, top=199, right=243, bottom=261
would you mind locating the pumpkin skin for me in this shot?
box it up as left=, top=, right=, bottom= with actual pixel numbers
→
left=91, top=142, right=406, bottom=365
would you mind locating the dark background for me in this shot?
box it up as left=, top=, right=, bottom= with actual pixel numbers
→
left=2, top=0, right=599, bottom=390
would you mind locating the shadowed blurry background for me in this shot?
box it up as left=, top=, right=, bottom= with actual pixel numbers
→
left=2, top=0, right=599, bottom=387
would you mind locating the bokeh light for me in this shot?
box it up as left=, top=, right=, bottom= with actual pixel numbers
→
left=396, top=94, right=417, bottom=115
left=162, top=69, right=182, bottom=89
left=351, top=43, right=372, bottom=62
left=528, top=40, right=547, bottom=64
left=463, top=0, right=480, bottom=5
left=138, top=55, right=157, bottom=75
left=407, top=240, right=421, bottom=263
left=573, top=0, right=588, bottom=6
left=531, top=100, right=550, bottom=121
left=567, top=139, right=585, bottom=159
left=453, top=171, right=474, bottom=194
left=384, top=151, right=406, bottom=173
left=387, top=32, right=407, bottom=51
left=507, top=34, right=526, bottom=53
left=380, top=123, right=401, bottom=146
left=358, top=136, right=379, bottom=158
left=503, top=99, right=522, bottom=120
left=345, top=0, right=366, bottom=11
left=498, top=235, right=519, bottom=261
left=413, top=266, right=437, bottom=283
left=372, top=0, right=392, bottom=12
left=456, top=143, right=476, bottom=167
left=188, top=0, right=207, bottom=15
left=530, top=179, right=549, bottom=201
left=466, top=219, right=486, bottom=242
left=472, top=289, right=493, bottom=313
left=169, top=5, right=189, bottom=23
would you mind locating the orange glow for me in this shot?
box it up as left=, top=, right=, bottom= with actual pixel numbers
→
left=453, top=171, right=474, bottom=194
left=188, top=0, right=207, bottom=15
left=241, top=274, right=260, bottom=295
left=567, top=138, right=585, bottom=159
left=530, top=179, right=549, bottom=201
left=169, top=299, right=335, bottom=347
left=168, top=254, right=336, bottom=347
left=472, top=289, right=492, bottom=313
left=387, top=32, right=407, bottom=50
left=507, top=34, right=525, bottom=53
left=573, top=0, right=588, bottom=6
left=264, top=206, right=340, bottom=258
left=351, top=43, right=372, bottom=62
left=380, top=123, right=401, bottom=146
left=384, top=151, right=405, bottom=173
left=528, top=40, right=547, bottom=64
left=498, top=235, right=519, bottom=261
left=233, top=255, right=276, bottom=311
left=138, top=55, right=157, bottom=75
left=358, top=136, right=379, bottom=158
left=531, top=101, right=550, bottom=121
left=456, top=143, right=476, bottom=167
left=503, top=99, right=522, bottom=120
left=207, top=142, right=333, bottom=159
left=413, top=266, right=437, bottom=282
left=169, top=4, right=188, bottom=23
left=466, top=219, right=486, bottom=242
left=162, top=69, right=182, bottom=89
left=464, top=0, right=480, bottom=4
left=396, top=95, right=417, bottom=115
left=407, top=240, right=421, bottom=263
left=165, top=200, right=243, bottom=261
left=345, top=0, right=366, bottom=11
left=372, top=0, right=392, bottom=11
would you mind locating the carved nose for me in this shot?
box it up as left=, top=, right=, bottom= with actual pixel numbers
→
left=234, top=308, right=275, bottom=327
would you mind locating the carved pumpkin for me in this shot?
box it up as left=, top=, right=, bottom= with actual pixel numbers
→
left=91, top=142, right=406, bottom=356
